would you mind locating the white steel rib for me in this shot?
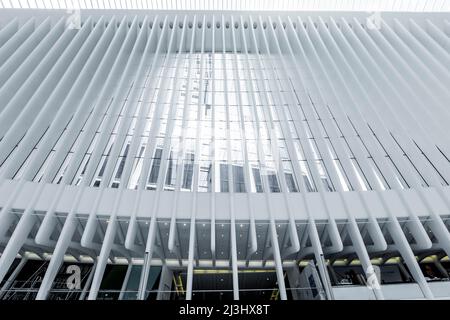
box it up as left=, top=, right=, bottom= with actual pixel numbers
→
left=0, top=8, right=449, bottom=300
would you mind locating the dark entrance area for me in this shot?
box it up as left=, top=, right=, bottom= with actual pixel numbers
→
left=185, top=270, right=281, bottom=301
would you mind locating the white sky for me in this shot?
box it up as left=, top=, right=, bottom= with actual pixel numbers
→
left=1, top=0, right=449, bottom=11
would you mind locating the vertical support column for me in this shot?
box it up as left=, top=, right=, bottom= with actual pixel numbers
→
left=243, top=14, right=292, bottom=300
left=137, top=221, right=157, bottom=300
left=388, top=222, right=434, bottom=299
left=137, top=14, right=184, bottom=300
left=432, top=256, right=449, bottom=278
left=186, top=14, right=209, bottom=299
left=221, top=14, right=239, bottom=300
left=269, top=220, right=288, bottom=300
left=87, top=221, right=117, bottom=300
left=87, top=14, right=162, bottom=300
